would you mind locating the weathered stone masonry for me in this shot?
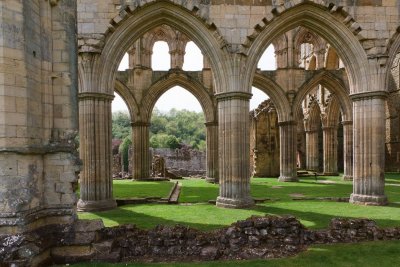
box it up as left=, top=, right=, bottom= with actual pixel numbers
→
left=2, top=0, right=400, bottom=265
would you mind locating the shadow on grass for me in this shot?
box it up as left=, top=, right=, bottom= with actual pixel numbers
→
left=248, top=202, right=400, bottom=229
left=82, top=204, right=227, bottom=230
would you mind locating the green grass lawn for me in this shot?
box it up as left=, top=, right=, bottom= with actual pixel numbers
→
left=78, top=173, right=400, bottom=230
left=62, top=240, right=400, bottom=267
left=113, top=180, right=175, bottom=199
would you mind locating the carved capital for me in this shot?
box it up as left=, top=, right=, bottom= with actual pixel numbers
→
left=350, top=91, right=388, bottom=101
left=215, top=91, right=252, bottom=102
left=78, top=92, right=114, bottom=101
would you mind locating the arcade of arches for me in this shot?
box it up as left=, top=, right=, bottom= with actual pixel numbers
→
left=2, top=0, right=400, bottom=264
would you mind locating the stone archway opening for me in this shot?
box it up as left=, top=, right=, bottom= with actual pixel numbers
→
left=249, top=25, right=353, bottom=184
left=149, top=85, right=207, bottom=179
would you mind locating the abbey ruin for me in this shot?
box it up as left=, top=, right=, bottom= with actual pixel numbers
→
left=2, top=0, right=400, bottom=265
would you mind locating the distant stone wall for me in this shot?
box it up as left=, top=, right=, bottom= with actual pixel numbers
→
left=111, top=146, right=207, bottom=178
left=150, top=147, right=206, bottom=177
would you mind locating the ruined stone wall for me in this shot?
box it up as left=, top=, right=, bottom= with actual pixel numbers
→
left=3, top=215, right=400, bottom=265
left=250, top=100, right=280, bottom=177
left=0, top=0, right=79, bottom=254
left=149, top=147, right=206, bottom=177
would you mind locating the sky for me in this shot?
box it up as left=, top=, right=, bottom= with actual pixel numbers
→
left=113, top=43, right=276, bottom=113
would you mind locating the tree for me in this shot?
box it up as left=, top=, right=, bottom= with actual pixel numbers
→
left=112, top=111, right=131, bottom=139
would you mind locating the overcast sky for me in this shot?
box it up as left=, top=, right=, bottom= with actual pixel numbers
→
left=113, top=43, right=276, bottom=113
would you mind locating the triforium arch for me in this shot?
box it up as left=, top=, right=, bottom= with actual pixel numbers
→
left=140, top=73, right=219, bottom=183
left=244, top=2, right=387, bottom=205
left=78, top=1, right=230, bottom=211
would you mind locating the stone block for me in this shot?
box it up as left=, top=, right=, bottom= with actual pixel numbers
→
left=74, top=219, right=105, bottom=232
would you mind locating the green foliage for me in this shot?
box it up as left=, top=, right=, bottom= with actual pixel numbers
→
left=111, top=108, right=206, bottom=150
left=112, top=111, right=131, bottom=139
left=150, top=108, right=206, bottom=149
left=119, top=136, right=132, bottom=172
left=149, top=133, right=181, bottom=149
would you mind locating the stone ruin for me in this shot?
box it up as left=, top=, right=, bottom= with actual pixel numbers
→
left=3, top=215, right=400, bottom=266
left=250, top=99, right=280, bottom=177
left=111, top=143, right=206, bottom=179
left=151, top=154, right=166, bottom=178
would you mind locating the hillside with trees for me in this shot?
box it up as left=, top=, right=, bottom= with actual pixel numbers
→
left=112, top=108, right=206, bottom=151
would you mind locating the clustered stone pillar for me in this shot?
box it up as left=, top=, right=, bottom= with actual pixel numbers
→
left=132, top=121, right=151, bottom=180
left=170, top=49, right=185, bottom=69
left=350, top=93, right=387, bottom=205
left=342, top=120, right=353, bottom=180
left=305, top=129, right=319, bottom=171
left=216, top=92, right=254, bottom=208
left=78, top=93, right=117, bottom=211
left=322, top=125, right=338, bottom=175
left=278, top=121, right=298, bottom=182
left=205, top=122, right=219, bottom=183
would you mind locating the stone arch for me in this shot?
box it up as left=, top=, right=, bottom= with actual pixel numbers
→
left=304, top=98, right=322, bottom=131
left=114, top=79, right=140, bottom=121
left=323, top=96, right=341, bottom=127
left=308, top=55, right=317, bottom=70
left=252, top=72, right=291, bottom=122
left=94, top=1, right=228, bottom=96
left=141, top=72, right=216, bottom=124
left=385, top=26, right=400, bottom=86
left=243, top=2, right=367, bottom=95
left=294, top=27, right=325, bottom=51
left=293, top=71, right=352, bottom=122
left=325, top=45, right=340, bottom=70
left=143, top=25, right=175, bottom=51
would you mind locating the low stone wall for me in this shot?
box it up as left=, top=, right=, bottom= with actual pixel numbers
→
left=2, top=216, right=400, bottom=266
left=149, top=147, right=206, bottom=177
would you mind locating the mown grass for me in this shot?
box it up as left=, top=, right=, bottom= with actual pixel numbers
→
left=62, top=240, right=400, bottom=267
left=112, top=180, right=175, bottom=199
left=78, top=173, right=400, bottom=230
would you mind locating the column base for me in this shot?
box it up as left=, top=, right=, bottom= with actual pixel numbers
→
left=205, top=177, right=218, bottom=184
left=216, top=196, right=254, bottom=209
left=342, top=175, right=353, bottom=181
left=77, top=198, right=117, bottom=212
left=349, top=193, right=388, bottom=206
left=278, top=176, right=299, bottom=182
left=323, top=172, right=339, bottom=176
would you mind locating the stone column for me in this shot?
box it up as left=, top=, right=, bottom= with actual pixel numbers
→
left=216, top=92, right=254, bottom=208
left=170, top=49, right=185, bottom=69
left=205, top=122, right=219, bottom=183
left=342, top=120, right=353, bottom=180
left=305, top=130, right=319, bottom=171
left=350, top=93, right=387, bottom=205
left=278, top=121, right=298, bottom=182
left=322, top=126, right=339, bottom=175
left=77, top=93, right=117, bottom=211
left=132, top=121, right=151, bottom=180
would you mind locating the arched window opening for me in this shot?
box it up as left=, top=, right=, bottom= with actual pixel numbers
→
left=118, top=53, right=129, bottom=71
left=299, top=43, right=314, bottom=69
left=258, top=44, right=277, bottom=70
left=111, top=93, right=131, bottom=176
left=152, top=41, right=171, bottom=70
left=151, top=86, right=205, bottom=151
left=183, top=41, right=203, bottom=71
left=251, top=87, right=270, bottom=110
